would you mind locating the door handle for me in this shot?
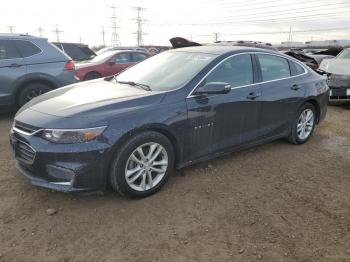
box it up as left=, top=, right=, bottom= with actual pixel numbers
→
left=291, top=84, right=302, bottom=90
left=247, top=92, right=260, bottom=100
left=7, top=63, right=22, bottom=68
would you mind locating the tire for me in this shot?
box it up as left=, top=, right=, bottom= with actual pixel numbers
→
left=109, top=131, right=175, bottom=198
left=287, top=102, right=317, bottom=145
left=17, top=82, right=52, bottom=107
left=84, top=72, right=102, bottom=81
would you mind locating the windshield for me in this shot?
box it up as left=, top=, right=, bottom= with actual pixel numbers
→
left=337, top=49, right=350, bottom=59
left=90, top=51, right=115, bottom=63
left=115, top=51, right=217, bottom=91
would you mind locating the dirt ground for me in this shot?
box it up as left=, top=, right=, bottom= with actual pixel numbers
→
left=0, top=104, right=349, bottom=262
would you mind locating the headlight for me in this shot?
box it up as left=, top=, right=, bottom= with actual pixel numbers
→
left=41, top=126, right=107, bottom=144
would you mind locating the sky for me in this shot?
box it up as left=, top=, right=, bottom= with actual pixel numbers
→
left=1, top=0, right=350, bottom=47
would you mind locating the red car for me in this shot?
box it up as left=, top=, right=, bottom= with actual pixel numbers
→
left=75, top=50, right=150, bottom=81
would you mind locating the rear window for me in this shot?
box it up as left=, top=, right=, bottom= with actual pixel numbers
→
left=14, top=40, right=41, bottom=57
left=0, top=40, right=22, bottom=60
left=61, top=44, right=90, bottom=60
left=257, top=54, right=291, bottom=81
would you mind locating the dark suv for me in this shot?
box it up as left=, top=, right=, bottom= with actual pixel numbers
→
left=0, top=34, right=78, bottom=108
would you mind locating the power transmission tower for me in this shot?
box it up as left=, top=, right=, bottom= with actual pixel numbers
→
left=110, top=5, right=120, bottom=47
left=132, top=7, right=147, bottom=46
left=101, top=26, right=106, bottom=46
left=37, top=26, right=44, bottom=37
left=213, top=32, right=220, bottom=42
left=7, top=26, right=15, bottom=33
left=52, top=24, right=63, bottom=42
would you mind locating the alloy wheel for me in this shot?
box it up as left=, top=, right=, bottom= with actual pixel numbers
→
left=125, top=142, right=168, bottom=191
left=297, top=108, right=314, bottom=140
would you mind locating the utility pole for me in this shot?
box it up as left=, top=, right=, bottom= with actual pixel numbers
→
left=101, top=26, right=106, bottom=46
left=110, top=5, right=120, bottom=47
left=288, top=26, right=292, bottom=48
left=79, top=36, right=82, bottom=44
left=132, top=7, right=147, bottom=46
left=7, top=25, right=15, bottom=33
left=213, top=32, right=219, bottom=42
left=52, top=24, right=63, bottom=42
left=37, top=26, right=44, bottom=37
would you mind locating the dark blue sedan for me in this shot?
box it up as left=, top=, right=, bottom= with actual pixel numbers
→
left=10, top=46, right=329, bottom=198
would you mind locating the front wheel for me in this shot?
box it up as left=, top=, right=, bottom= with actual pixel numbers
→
left=109, top=131, right=174, bottom=198
left=287, top=102, right=316, bottom=145
left=17, top=82, right=52, bottom=107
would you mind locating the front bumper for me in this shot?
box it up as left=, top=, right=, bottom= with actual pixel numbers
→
left=10, top=129, right=111, bottom=194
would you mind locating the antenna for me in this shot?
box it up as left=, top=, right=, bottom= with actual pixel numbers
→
left=132, top=6, right=147, bottom=46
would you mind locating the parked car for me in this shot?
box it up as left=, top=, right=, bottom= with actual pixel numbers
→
left=284, top=50, right=319, bottom=70
left=96, top=46, right=149, bottom=55
left=319, top=48, right=350, bottom=100
left=0, top=34, right=77, bottom=108
left=53, top=42, right=96, bottom=61
left=10, top=46, right=329, bottom=198
left=75, top=50, right=150, bottom=81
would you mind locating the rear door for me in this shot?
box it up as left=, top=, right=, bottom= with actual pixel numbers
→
left=131, top=52, right=149, bottom=63
left=186, top=53, right=262, bottom=160
left=0, top=40, right=26, bottom=104
left=255, top=53, right=306, bottom=138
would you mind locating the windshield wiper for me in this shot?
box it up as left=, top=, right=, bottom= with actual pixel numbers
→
left=115, top=80, right=152, bottom=91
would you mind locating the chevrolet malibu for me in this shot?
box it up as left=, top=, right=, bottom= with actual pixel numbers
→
left=10, top=46, right=329, bottom=198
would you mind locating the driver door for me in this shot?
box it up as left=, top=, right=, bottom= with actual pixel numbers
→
left=185, top=54, right=262, bottom=160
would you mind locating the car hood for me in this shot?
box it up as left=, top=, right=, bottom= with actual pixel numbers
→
left=319, top=59, right=350, bottom=76
left=18, top=79, right=164, bottom=120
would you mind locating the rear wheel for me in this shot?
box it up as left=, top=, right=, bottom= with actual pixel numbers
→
left=17, top=82, right=52, bottom=107
left=287, top=102, right=316, bottom=145
left=84, top=72, right=102, bottom=81
left=109, top=131, right=174, bottom=198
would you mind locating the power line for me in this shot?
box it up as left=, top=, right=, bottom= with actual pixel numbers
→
left=52, top=24, right=63, bottom=42
left=109, top=5, right=120, bottom=47
left=37, top=26, right=44, bottom=37
left=101, top=26, right=106, bottom=46
left=7, top=25, right=15, bottom=33
left=132, top=6, right=147, bottom=46
left=211, top=2, right=350, bottom=21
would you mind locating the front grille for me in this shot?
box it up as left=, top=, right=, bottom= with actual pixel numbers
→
left=14, top=121, right=40, bottom=135
left=16, top=140, right=36, bottom=164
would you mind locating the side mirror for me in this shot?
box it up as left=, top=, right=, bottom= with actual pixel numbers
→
left=194, top=82, right=231, bottom=95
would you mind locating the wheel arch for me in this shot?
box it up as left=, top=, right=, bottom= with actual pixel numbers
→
left=304, top=98, right=321, bottom=123
left=104, top=124, right=181, bottom=180
left=14, top=76, right=58, bottom=104
left=84, top=71, right=102, bottom=80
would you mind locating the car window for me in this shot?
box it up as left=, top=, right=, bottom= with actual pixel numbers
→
left=0, top=40, right=22, bottom=60
left=337, top=49, right=350, bottom=59
left=289, top=60, right=306, bottom=76
left=14, top=40, right=41, bottom=57
left=132, top=53, right=148, bottom=62
left=114, top=53, right=132, bottom=63
left=62, top=44, right=87, bottom=60
left=257, top=54, right=291, bottom=81
left=203, top=54, right=253, bottom=87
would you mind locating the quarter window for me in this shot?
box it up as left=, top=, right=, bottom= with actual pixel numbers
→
left=203, top=54, right=254, bottom=87
left=14, top=40, right=41, bottom=57
left=257, top=54, right=290, bottom=81
left=0, top=40, right=22, bottom=60
left=289, top=60, right=306, bottom=76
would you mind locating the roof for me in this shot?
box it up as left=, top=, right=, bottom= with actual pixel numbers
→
left=0, top=33, right=44, bottom=40
left=171, top=45, right=277, bottom=55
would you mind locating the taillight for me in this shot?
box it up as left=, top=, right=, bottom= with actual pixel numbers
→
left=64, top=60, right=75, bottom=71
